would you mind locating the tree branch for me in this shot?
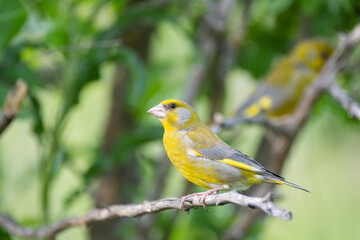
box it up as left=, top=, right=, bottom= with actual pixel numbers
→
left=0, top=191, right=290, bottom=239
left=0, top=80, right=28, bottom=135
left=328, top=80, right=360, bottom=119
left=183, top=0, right=236, bottom=103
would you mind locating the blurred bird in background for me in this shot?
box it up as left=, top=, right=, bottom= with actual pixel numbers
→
left=227, top=40, right=333, bottom=125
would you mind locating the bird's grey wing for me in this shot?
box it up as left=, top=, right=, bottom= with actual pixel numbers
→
left=186, top=128, right=266, bottom=171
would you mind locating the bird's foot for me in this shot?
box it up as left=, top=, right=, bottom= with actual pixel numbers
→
left=180, top=186, right=226, bottom=210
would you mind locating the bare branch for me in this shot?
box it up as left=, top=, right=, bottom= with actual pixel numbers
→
left=0, top=191, right=290, bottom=239
left=209, top=0, right=253, bottom=118
left=183, top=0, right=236, bottom=103
left=0, top=80, right=28, bottom=135
left=328, top=82, right=360, bottom=119
left=80, top=39, right=123, bottom=49
left=211, top=112, right=289, bottom=134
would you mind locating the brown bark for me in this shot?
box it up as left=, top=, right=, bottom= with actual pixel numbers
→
left=0, top=80, right=27, bottom=135
left=90, top=22, right=154, bottom=240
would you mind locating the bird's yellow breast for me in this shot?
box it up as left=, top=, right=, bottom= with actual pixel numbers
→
left=163, top=129, right=214, bottom=188
left=162, top=127, right=260, bottom=190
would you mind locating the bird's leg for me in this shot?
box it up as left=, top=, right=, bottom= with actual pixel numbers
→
left=198, top=187, right=226, bottom=209
left=180, top=186, right=227, bottom=210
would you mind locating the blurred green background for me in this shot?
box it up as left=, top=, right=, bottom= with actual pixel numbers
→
left=0, top=0, right=359, bottom=239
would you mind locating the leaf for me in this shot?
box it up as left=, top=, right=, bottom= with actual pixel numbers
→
left=84, top=151, right=113, bottom=181
left=0, top=226, right=12, bottom=240
left=83, top=125, right=163, bottom=181
left=64, top=188, right=83, bottom=208
left=112, top=47, right=147, bottom=110
left=0, top=1, right=26, bottom=51
left=112, top=125, right=163, bottom=164
left=28, top=90, right=45, bottom=136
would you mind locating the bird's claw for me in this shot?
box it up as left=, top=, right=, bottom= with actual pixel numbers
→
left=179, top=187, right=224, bottom=210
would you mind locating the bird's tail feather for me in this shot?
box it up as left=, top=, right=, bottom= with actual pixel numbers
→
left=264, top=169, right=309, bottom=192
left=271, top=178, right=310, bottom=193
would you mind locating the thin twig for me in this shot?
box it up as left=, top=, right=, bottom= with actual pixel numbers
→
left=80, top=39, right=123, bottom=49
left=0, top=191, right=290, bottom=239
left=183, top=0, right=236, bottom=103
left=211, top=112, right=289, bottom=134
left=209, top=0, right=253, bottom=118
left=328, top=81, right=360, bottom=119
left=0, top=80, right=28, bottom=135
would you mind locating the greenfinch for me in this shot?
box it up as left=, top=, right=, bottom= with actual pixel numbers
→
left=148, top=99, right=308, bottom=206
left=231, top=40, right=333, bottom=123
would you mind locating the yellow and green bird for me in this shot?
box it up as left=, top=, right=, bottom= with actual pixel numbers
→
left=148, top=99, right=308, bottom=207
left=233, top=40, right=333, bottom=123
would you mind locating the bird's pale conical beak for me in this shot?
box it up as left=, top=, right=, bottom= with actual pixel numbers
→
left=147, top=104, right=166, bottom=119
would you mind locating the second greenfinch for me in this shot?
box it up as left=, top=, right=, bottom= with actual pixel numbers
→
left=231, top=40, right=333, bottom=124
left=148, top=99, right=308, bottom=206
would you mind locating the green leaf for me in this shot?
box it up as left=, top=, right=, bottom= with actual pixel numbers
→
left=28, top=90, right=45, bottom=136
left=0, top=0, right=26, bottom=51
left=112, top=125, right=163, bottom=165
left=0, top=226, right=12, bottom=240
left=112, top=47, right=147, bottom=109
left=84, top=125, right=163, bottom=181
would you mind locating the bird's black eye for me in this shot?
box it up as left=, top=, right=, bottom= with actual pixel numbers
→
left=169, top=103, right=177, bottom=109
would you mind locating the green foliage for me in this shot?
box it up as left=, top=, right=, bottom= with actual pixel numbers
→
left=84, top=125, right=163, bottom=180
left=239, top=0, right=360, bottom=78
left=0, top=0, right=359, bottom=239
left=0, top=0, right=26, bottom=54
left=115, top=47, right=147, bottom=111
left=0, top=227, right=12, bottom=240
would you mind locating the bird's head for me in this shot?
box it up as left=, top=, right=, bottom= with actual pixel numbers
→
left=147, top=99, right=200, bottom=130
left=292, top=40, right=333, bottom=72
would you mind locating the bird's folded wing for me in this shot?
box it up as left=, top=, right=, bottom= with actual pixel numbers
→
left=186, top=128, right=265, bottom=173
